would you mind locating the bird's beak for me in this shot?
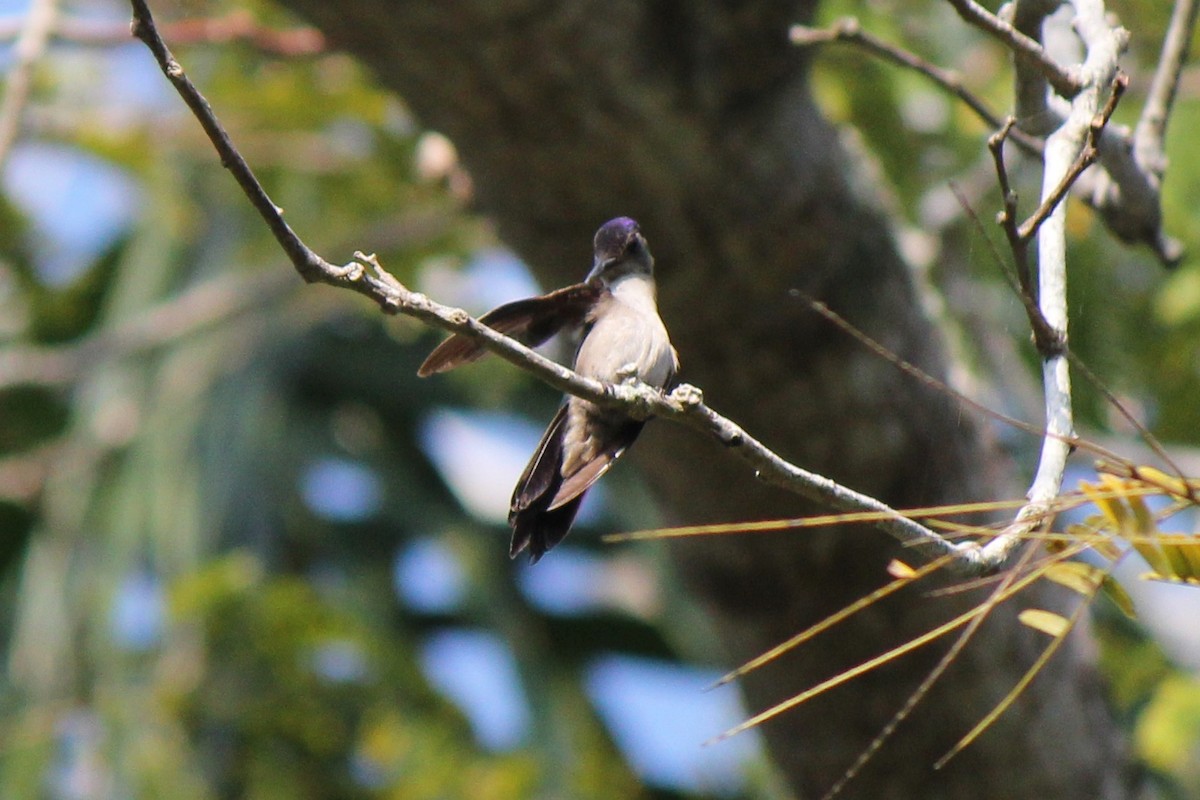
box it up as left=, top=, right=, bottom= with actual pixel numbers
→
left=586, top=257, right=615, bottom=283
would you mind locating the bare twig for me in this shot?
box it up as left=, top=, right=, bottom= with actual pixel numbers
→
left=1017, top=74, right=1126, bottom=244
left=969, top=107, right=1194, bottom=505
left=1134, top=0, right=1198, bottom=186
left=988, top=73, right=1125, bottom=319
left=792, top=12, right=1179, bottom=265
left=1009, top=0, right=1059, bottom=135
left=800, top=295, right=1125, bottom=467
left=979, top=0, right=1127, bottom=567
left=944, top=0, right=1083, bottom=99
left=127, top=0, right=1011, bottom=573
left=1008, top=0, right=1180, bottom=265
left=0, top=0, right=58, bottom=169
left=789, top=18, right=1043, bottom=155
left=987, top=121, right=1034, bottom=295
left=130, top=0, right=362, bottom=292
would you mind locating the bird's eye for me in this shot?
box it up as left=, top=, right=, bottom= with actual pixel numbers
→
left=626, top=237, right=642, bottom=253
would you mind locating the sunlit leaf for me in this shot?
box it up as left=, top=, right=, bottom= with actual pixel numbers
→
left=1018, top=609, right=1070, bottom=637
left=1130, top=465, right=1191, bottom=500
left=1042, top=561, right=1104, bottom=597
left=1099, top=575, right=1137, bottom=619
left=938, top=598, right=1088, bottom=769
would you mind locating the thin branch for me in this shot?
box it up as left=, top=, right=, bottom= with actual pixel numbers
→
left=127, top=0, right=1010, bottom=574
left=129, top=0, right=350, bottom=288
left=0, top=0, right=58, bottom=170
left=969, top=110, right=1194, bottom=507
left=789, top=18, right=1043, bottom=155
left=793, top=11, right=1179, bottom=265
left=1004, top=0, right=1180, bottom=265
left=979, top=0, right=1126, bottom=568
left=987, top=73, right=1125, bottom=337
left=986, top=120, right=1036, bottom=301
left=799, top=295, right=1124, bottom=467
left=1009, top=0, right=1059, bottom=135
left=1017, top=73, right=1126, bottom=243
left=1134, top=0, right=1199, bottom=184
left=944, top=0, right=1083, bottom=99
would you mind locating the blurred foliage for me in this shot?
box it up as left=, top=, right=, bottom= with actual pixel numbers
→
left=1, top=0, right=1200, bottom=798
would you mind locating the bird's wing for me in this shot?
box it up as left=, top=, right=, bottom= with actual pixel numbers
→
left=417, top=282, right=604, bottom=376
left=509, top=405, right=569, bottom=516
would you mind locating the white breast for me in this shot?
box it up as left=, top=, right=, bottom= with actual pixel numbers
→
left=575, top=274, right=677, bottom=389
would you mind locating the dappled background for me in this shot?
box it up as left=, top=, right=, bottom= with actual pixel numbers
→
left=2, top=0, right=1200, bottom=798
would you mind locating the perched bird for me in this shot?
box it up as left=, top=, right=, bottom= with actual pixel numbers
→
left=419, top=217, right=678, bottom=562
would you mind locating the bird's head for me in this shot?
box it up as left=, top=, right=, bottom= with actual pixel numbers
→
left=587, top=217, right=653, bottom=284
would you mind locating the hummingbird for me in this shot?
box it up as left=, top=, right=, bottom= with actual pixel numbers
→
left=418, top=217, right=678, bottom=563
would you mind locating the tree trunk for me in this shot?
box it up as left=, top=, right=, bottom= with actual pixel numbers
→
left=275, top=1, right=1132, bottom=796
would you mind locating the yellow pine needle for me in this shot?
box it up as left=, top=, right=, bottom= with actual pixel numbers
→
left=934, top=589, right=1094, bottom=769
left=705, top=546, right=1083, bottom=744
left=709, top=553, right=957, bottom=689
left=816, top=541, right=1048, bottom=800
left=606, top=486, right=1159, bottom=546
left=1141, top=571, right=1200, bottom=586
left=1104, top=463, right=1200, bottom=502
left=603, top=498, right=1035, bottom=544
left=1040, top=561, right=1105, bottom=597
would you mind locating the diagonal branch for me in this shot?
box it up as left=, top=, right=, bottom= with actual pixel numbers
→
left=790, top=18, right=1044, bottom=156
left=1133, top=0, right=1198, bottom=186
left=126, top=0, right=1012, bottom=574
left=944, top=0, right=1083, bottom=99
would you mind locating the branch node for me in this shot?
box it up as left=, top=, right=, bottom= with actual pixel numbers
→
left=669, top=382, right=703, bottom=408
left=608, top=381, right=661, bottom=421
left=327, top=259, right=364, bottom=282
left=1034, top=328, right=1067, bottom=360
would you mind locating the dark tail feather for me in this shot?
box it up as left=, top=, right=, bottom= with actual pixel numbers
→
left=508, top=412, right=645, bottom=562
left=509, top=495, right=585, bottom=563
left=548, top=420, right=643, bottom=510
left=508, top=406, right=575, bottom=562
